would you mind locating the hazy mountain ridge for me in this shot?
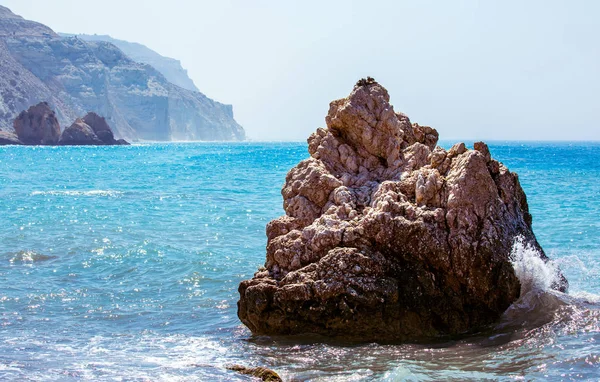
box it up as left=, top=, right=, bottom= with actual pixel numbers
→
left=0, top=5, right=56, bottom=38
left=0, top=5, right=244, bottom=141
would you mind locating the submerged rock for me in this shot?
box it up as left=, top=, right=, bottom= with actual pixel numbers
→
left=13, top=102, right=60, bottom=145
left=226, top=365, right=282, bottom=382
left=237, top=78, right=567, bottom=342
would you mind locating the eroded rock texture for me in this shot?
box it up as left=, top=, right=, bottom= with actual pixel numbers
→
left=13, top=102, right=60, bottom=145
left=58, top=118, right=103, bottom=146
left=238, top=79, right=566, bottom=342
left=58, top=112, right=129, bottom=146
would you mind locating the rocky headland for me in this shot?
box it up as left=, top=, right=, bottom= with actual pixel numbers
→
left=0, top=5, right=244, bottom=142
left=62, top=34, right=200, bottom=93
left=238, top=78, right=567, bottom=342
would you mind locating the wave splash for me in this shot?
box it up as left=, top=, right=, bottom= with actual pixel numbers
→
left=498, top=236, right=598, bottom=332
left=510, top=236, right=562, bottom=295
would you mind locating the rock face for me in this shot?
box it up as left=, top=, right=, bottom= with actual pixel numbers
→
left=0, top=6, right=244, bottom=141
left=13, top=102, right=60, bottom=145
left=58, top=119, right=102, bottom=146
left=0, top=130, right=22, bottom=145
left=64, top=34, right=200, bottom=93
left=59, top=112, right=129, bottom=146
left=82, top=112, right=118, bottom=144
left=237, top=79, right=566, bottom=342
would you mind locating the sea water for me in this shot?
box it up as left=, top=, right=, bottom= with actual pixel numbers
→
left=0, top=141, right=598, bottom=381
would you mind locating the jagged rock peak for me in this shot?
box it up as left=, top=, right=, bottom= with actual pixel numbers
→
left=237, top=80, right=566, bottom=342
left=355, top=76, right=377, bottom=87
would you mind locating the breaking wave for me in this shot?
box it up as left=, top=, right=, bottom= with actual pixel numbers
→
left=509, top=235, right=562, bottom=295
left=498, top=236, right=600, bottom=332
left=30, top=190, right=123, bottom=197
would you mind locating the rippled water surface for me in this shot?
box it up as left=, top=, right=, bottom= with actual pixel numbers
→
left=0, top=141, right=598, bottom=381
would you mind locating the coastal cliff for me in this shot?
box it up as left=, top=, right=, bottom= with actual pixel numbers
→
left=0, top=5, right=244, bottom=141
left=237, top=78, right=567, bottom=342
left=62, top=34, right=200, bottom=93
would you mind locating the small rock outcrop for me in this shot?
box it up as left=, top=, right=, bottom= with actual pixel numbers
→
left=226, top=365, right=282, bottom=382
left=58, top=118, right=103, bottom=146
left=58, top=112, right=129, bottom=146
left=0, top=130, right=22, bottom=145
left=83, top=112, right=114, bottom=143
left=13, top=102, right=60, bottom=145
left=82, top=112, right=129, bottom=145
left=237, top=79, right=567, bottom=342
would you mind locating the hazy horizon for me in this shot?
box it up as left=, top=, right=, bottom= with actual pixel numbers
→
left=2, top=0, right=599, bottom=142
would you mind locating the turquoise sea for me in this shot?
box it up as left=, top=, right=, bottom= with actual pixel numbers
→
left=0, top=141, right=598, bottom=381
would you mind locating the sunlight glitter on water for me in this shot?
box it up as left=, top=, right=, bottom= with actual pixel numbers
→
left=0, top=142, right=599, bottom=380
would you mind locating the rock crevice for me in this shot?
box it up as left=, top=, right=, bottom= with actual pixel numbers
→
left=238, top=79, right=566, bottom=342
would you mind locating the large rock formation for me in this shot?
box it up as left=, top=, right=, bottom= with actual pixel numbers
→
left=0, top=6, right=244, bottom=141
left=13, top=102, right=60, bottom=145
left=238, top=78, right=566, bottom=342
left=58, top=119, right=102, bottom=146
left=82, top=112, right=120, bottom=145
left=58, top=112, right=129, bottom=146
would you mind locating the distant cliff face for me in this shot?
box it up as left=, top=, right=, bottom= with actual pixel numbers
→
left=0, top=6, right=244, bottom=141
left=63, top=34, right=200, bottom=93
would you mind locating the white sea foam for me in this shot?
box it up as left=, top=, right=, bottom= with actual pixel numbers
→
left=380, top=366, right=424, bottom=382
left=30, top=190, right=123, bottom=197
left=500, top=236, right=600, bottom=333
left=569, top=291, right=600, bottom=304
left=497, top=236, right=569, bottom=329
left=509, top=235, right=561, bottom=295
left=8, top=250, right=57, bottom=264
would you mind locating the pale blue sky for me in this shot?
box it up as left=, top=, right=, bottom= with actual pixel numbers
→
left=2, top=0, right=599, bottom=141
